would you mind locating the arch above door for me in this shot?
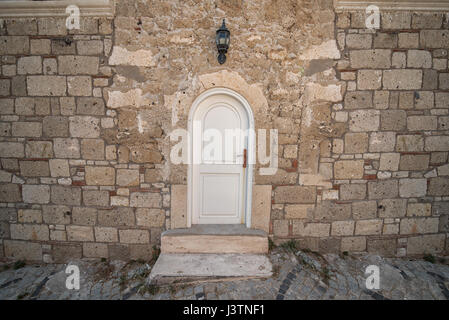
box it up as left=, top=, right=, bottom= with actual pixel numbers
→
left=187, top=88, right=255, bottom=228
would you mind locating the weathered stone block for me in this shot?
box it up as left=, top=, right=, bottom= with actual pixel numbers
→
left=407, top=50, right=432, bottom=68
left=369, top=132, right=396, bottom=152
left=396, top=135, right=424, bottom=152
left=76, top=97, right=105, bottom=115
left=130, top=192, right=162, bottom=208
left=399, top=179, right=427, bottom=198
left=0, top=36, right=29, bottom=54
left=19, top=160, right=50, bottom=177
left=425, top=136, right=449, bottom=152
left=27, top=76, right=67, bottom=96
left=383, top=70, right=422, bottom=90
left=355, top=219, right=382, bottom=235
left=10, top=224, right=49, bottom=241
left=42, top=205, right=71, bottom=224
left=95, top=227, right=118, bottom=242
left=23, top=185, right=50, bottom=204
left=357, top=70, right=382, bottom=90
left=400, top=217, right=439, bottom=235
left=341, top=237, right=366, bottom=252
left=81, top=139, right=104, bottom=160
left=67, top=225, right=94, bottom=242
left=284, top=204, right=314, bottom=219
left=292, top=221, right=330, bottom=237
left=119, top=229, right=150, bottom=244
left=17, top=56, right=42, bottom=75
left=350, top=50, right=391, bottom=69
left=4, top=240, right=42, bottom=261
left=340, top=183, right=366, bottom=200
left=407, top=116, right=437, bottom=131
left=407, top=234, right=445, bottom=255
left=274, top=186, right=316, bottom=204
left=334, top=160, right=364, bottom=180
left=83, top=190, right=109, bottom=206
left=420, top=30, right=449, bottom=48
left=68, top=76, right=92, bottom=96
left=379, top=153, right=400, bottom=171
left=380, top=110, right=406, bottom=131
left=378, top=199, right=407, bottom=218
left=53, top=138, right=80, bottom=158
left=171, top=184, right=187, bottom=229
left=367, top=239, right=396, bottom=257
left=18, top=209, right=42, bottom=223
left=69, top=116, right=100, bottom=138
left=428, top=177, right=449, bottom=196
left=72, top=207, right=97, bottom=226
left=83, top=243, right=108, bottom=258
left=331, top=221, right=354, bottom=236
left=407, top=203, right=431, bottom=217
left=52, top=244, right=82, bottom=263
left=85, top=166, right=115, bottom=185
left=352, top=201, right=378, bottom=220
left=344, top=91, right=373, bottom=110
left=58, top=56, right=99, bottom=75
left=98, top=207, right=135, bottom=227
left=0, top=183, right=22, bottom=202
left=349, top=110, right=379, bottom=132
left=136, top=208, right=165, bottom=228
left=399, top=154, right=429, bottom=171
left=12, top=122, right=42, bottom=137
left=25, top=141, right=53, bottom=158
left=43, top=116, right=69, bottom=137
left=49, top=159, right=69, bottom=177
left=51, top=185, right=81, bottom=205
left=368, top=180, right=399, bottom=199
left=314, top=202, right=351, bottom=221
left=116, top=169, right=140, bottom=187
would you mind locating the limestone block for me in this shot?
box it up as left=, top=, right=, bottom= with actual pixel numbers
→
left=95, top=227, right=118, bottom=242
left=399, top=179, right=427, bottom=198
left=51, top=185, right=81, bottom=205
left=85, top=166, right=115, bottom=185
left=119, top=229, right=150, bottom=244
left=274, top=186, right=316, bottom=204
left=23, top=185, right=50, bottom=204
left=42, top=205, right=71, bottom=224
left=130, top=192, right=161, bottom=208
left=334, top=160, right=364, bottom=180
left=171, top=185, right=187, bottom=229
left=378, top=199, right=407, bottom=218
left=27, top=76, right=66, bottom=96
left=136, top=208, right=165, bottom=227
left=53, top=138, right=80, bottom=158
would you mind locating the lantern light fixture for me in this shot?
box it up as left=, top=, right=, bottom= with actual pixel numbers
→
left=216, top=19, right=230, bottom=64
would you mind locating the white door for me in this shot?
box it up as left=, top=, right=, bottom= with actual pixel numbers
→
left=192, top=94, right=249, bottom=224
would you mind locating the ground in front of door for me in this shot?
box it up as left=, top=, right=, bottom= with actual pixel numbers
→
left=0, top=246, right=448, bottom=300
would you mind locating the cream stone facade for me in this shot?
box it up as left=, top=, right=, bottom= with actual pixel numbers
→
left=0, top=0, right=448, bottom=262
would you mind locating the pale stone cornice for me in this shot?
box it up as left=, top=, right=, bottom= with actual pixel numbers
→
left=0, top=0, right=114, bottom=18
left=335, top=0, right=449, bottom=12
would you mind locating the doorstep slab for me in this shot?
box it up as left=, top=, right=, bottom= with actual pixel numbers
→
left=161, top=224, right=269, bottom=254
left=148, top=253, right=272, bottom=283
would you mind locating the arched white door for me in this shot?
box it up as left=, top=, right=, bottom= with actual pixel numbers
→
left=191, top=93, right=249, bottom=224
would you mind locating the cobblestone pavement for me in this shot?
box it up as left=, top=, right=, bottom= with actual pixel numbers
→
left=0, top=247, right=448, bottom=300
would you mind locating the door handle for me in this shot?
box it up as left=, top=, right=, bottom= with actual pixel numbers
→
left=243, top=148, right=247, bottom=168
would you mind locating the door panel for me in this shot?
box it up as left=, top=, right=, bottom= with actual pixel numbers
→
left=192, top=94, right=248, bottom=224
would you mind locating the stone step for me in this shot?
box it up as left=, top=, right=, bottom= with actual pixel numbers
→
left=161, top=224, right=268, bottom=254
left=148, top=253, right=272, bottom=284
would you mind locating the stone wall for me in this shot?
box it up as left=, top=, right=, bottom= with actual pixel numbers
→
left=0, top=0, right=448, bottom=262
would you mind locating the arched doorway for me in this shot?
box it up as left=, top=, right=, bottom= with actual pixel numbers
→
left=187, top=88, right=255, bottom=228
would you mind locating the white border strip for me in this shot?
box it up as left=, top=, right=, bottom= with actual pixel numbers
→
left=0, top=0, right=114, bottom=17
left=335, top=0, right=449, bottom=11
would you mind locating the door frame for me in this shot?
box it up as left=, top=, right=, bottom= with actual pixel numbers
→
left=187, top=87, right=255, bottom=228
